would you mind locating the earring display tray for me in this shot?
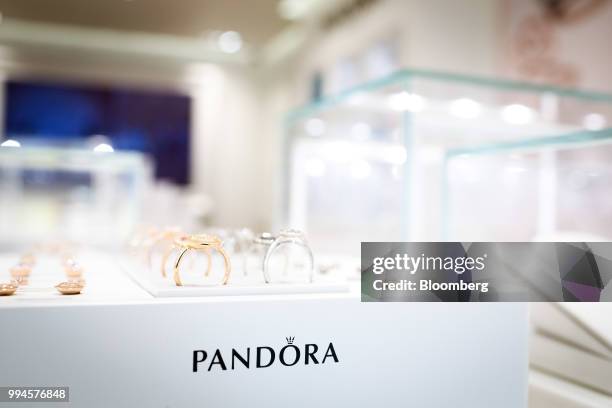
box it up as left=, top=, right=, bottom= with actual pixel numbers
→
left=121, top=254, right=352, bottom=298
left=0, top=251, right=152, bottom=306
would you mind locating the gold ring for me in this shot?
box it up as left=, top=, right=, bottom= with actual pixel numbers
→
left=146, top=228, right=182, bottom=270
left=161, top=239, right=212, bottom=278
left=173, top=234, right=231, bottom=286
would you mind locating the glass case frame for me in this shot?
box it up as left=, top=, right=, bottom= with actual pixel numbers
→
left=283, top=69, right=612, bottom=253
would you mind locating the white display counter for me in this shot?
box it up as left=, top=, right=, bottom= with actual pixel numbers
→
left=0, top=251, right=529, bottom=407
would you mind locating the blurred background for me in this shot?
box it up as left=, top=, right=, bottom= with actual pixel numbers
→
left=0, top=0, right=612, bottom=406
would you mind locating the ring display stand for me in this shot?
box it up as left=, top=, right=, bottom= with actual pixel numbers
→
left=122, top=254, right=350, bottom=298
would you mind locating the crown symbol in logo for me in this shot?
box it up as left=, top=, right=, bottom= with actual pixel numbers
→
left=286, top=336, right=295, bottom=345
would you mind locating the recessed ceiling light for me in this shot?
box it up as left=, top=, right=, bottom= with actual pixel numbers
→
left=501, top=104, right=534, bottom=125
left=387, top=92, right=425, bottom=112
left=93, top=143, right=114, bottom=153
left=278, top=0, right=311, bottom=20
left=450, top=98, right=482, bottom=119
left=1, top=139, right=20, bottom=148
left=218, top=31, right=242, bottom=54
left=583, top=113, right=607, bottom=131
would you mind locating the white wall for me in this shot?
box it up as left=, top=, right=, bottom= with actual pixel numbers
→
left=189, top=64, right=264, bottom=229
left=285, top=0, right=501, bottom=101
left=500, top=0, right=612, bottom=92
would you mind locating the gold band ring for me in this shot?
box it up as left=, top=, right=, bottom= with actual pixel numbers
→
left=146, top=228, right=181, bottom=270
left=161, top=241, right=212, bottom=278
left=172, top=234, right=231, bottom=286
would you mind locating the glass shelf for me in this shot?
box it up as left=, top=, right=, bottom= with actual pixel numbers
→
left=0, top=146, right=152, bottom=248
left=283, top=69, right=612, bottom=253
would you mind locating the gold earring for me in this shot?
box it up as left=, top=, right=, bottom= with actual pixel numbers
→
left=55, top=281, right=84, bottom=295
left=9, top=264, right=31, bottom=286
left=0, top=282, right=18, bottom=296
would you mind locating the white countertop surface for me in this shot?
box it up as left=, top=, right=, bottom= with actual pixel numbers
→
left=0, top=250, right=358, bottom=308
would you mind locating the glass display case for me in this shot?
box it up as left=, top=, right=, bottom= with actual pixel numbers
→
left=283, top=69, right=612, bottom=254
left=443, top=128, right=612, bottom=241
left=0, top=146, right=151, bottom=249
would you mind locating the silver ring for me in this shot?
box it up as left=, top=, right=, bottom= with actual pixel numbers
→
left=244, top=232, right=276, bottom=278
left=263, top=229, right=314, bottom=283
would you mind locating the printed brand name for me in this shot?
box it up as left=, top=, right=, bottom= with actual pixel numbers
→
left=193, top=337, right=339, bottom=372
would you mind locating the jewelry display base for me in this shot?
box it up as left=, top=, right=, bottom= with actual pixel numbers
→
left=122, top=256, right=351, bottom=298
left=0, top=252, right=151, bottom=305
left=0, top=251, right=529, bottom=408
